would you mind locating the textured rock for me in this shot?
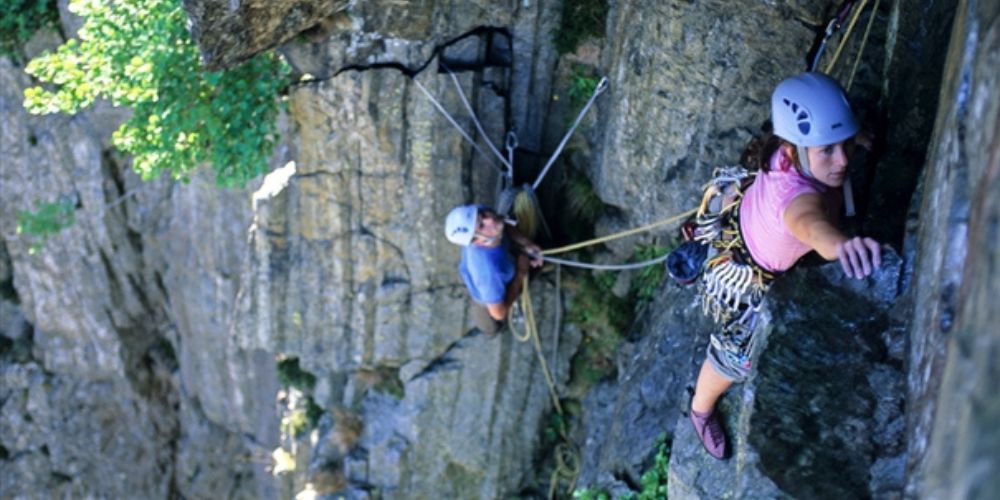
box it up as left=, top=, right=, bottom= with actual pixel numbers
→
left=182, top=0, right=351, bottom=69
left=575, top=282, right=714, bottom=492
left=906, top=0, right=1000, bottom=496
left=236, top=57, right=579, bottom=495
left=3, top=0, right=998, bottom=497
left=592, top=0, right=827, bottom=254
left=2, top=19, right=280, bottom=499
left=0, top=359, right=175, bottom=498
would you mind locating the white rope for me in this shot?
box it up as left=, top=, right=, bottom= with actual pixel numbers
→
left=411, top=77, right=505, bottom=175
left=531, top=77, right=609, bottom=191
left=542, top=251, right=669, bottom=271
left=445, top=68, right=513, bottom=170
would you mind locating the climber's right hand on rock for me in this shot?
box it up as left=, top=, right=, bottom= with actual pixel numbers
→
left=836, top=237, right=882, bottom=279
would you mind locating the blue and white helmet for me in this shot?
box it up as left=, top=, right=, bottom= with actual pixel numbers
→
left=771, top=72, right=859, bottom=148
left=445, top=204, right=479, bottom=246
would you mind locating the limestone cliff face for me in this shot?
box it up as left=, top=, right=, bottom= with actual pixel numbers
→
left=228, top=2, right=582, bottom=495
left=1, top=0, right=997, bottom=498
left=905, top=0, right=1000, bottom=495
left=1, top=14, right=278, bottom=499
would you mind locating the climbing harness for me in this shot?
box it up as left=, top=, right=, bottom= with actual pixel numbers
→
left=692, top=166, right=775, bottom=325
left=667, top=166, right=778, bottom=375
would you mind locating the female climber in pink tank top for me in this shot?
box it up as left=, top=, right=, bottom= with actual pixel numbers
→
left=687, top=72, right=883, bottom=460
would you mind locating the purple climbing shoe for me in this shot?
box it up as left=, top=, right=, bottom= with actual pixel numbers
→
left=690, top=407, right=728, bottom=459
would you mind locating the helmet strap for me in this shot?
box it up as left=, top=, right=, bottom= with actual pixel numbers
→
left=796, top=145, right=814, bottom=179
left=474, top=232, right=501, bottom=246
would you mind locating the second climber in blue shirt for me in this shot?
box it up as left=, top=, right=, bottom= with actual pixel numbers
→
left=445, top=204, right=544, bottom=335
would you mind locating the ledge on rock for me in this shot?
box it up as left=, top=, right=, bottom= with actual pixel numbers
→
left=669, top=250, right=906, bottom=498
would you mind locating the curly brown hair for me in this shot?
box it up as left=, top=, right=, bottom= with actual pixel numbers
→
left=741, top=131, right=797, bottom=172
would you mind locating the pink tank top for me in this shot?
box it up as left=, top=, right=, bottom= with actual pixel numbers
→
left=739, top=151, right=838, bottom=273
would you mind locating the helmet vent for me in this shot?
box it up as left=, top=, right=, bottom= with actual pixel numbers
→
left=831, top=123, right=842, bottom=129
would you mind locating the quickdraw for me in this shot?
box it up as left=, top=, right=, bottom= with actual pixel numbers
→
left=692, top=167, right=774, bottom=325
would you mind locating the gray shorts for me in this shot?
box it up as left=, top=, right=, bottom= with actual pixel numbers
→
left=469, top=301, right=504, bottom=335
left=705, top=305, right=764, bottom=382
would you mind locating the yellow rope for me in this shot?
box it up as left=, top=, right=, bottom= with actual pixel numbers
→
left=541, top=208, right=697, bottom=256
left=506, top=276, right=579, bottom=498
left=845, top=0, right=881, bottom=92
left=824, top=0, right=872, bottom=74
left=824, top=0, right=870, bottom=73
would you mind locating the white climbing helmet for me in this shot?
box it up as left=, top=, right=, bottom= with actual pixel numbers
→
left=771, top=72, right=859, bottom=148
left=445, top=204, right=479, bottom=246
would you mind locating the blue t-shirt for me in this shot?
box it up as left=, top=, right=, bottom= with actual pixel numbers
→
left=459, top=239, right=515, bottom=305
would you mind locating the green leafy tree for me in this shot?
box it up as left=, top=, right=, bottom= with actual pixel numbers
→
left=0, top=0, right=59, bottom=60
left=22, top=0, right=290, bottom=186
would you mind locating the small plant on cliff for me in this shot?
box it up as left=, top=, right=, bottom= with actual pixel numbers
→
left=276, top=357, right=317, bottom=392
left=629, top=243, right=670, bottom=309
left=15, top=198, right=76, bottom=254
left=633, top=436, right=670, bottom=500
left=22, top=0, right=290, bottom=187
left=0, top=0, right=59, bottom=60
left=568, top=68, right=600, bottom=110
left=566, top=269, right=629, bottom=392
left=572, top=436, right=671, bottom=499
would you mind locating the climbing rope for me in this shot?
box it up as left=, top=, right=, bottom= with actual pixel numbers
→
left=410, top=77, right=507, bottom=175
left=542, top=252, right=671, bottom=271
left=532, top=77, right=609, bottom=191
left=823, top=0, right=872, bottom=74
left=811, top=0, right=859, bottom=71
left=444, top=66, right=512, bottom=172
left=845, top=0, right=881, bottom=91
left=507, top=274, right=580, bottom=499
left=542, top=208, right=697, bottom=256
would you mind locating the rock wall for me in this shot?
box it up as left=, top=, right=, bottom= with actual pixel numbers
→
left=591, top=0, right=837, bottom=249
left=1, top=12, right=280, bottom=499
left=571, top=0, right=997, bottom=498
left=2, top=0, right=998, bottom=498
left=231, top=2, right=579, bottom=495
left=905, top=0, right=1000, bottom=496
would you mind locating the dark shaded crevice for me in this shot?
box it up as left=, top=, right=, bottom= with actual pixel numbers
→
left=288, top=26, right=512, bottom=88
left=407, top=333, right=473, bottom=382
left=0, top=243, right=17, bottom=304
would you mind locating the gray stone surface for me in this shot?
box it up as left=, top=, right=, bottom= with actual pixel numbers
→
left=3, top=0, right=999, bottom=498
left=906, top=1, right=1000, bottom=497
left=592, top=0, right=827, bottom=255
left=2, top=13, right=279, bottom=498
left=183, top=0, right=351, bottom=69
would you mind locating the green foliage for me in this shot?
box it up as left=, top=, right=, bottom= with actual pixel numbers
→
left=553, top=0, right=609, bottom=54
left=0, top=0, right=59, bottom=60
left=572, top=436, right=671, bottom=500
left=634, top=436, right=671, bottom=500
left=304, top=396, right=324, bottom=428
left=629, top=244, right=670, bottom=308
left=282, top=407, right=310, bottom=438
left=568, top=69, right=600, bottom=110
left=543, top=411, right=568, bottom=447
left=16, top=198, right=76, bottom=254
left=566, top=270, right=629, bottom=391
left=276, top=357, right=317, bottom=392
left=573, top=488, right=611, bottom=500
left=22, top=0, right=290, bottom=186
left=565, top=173, right=605, bottom=225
